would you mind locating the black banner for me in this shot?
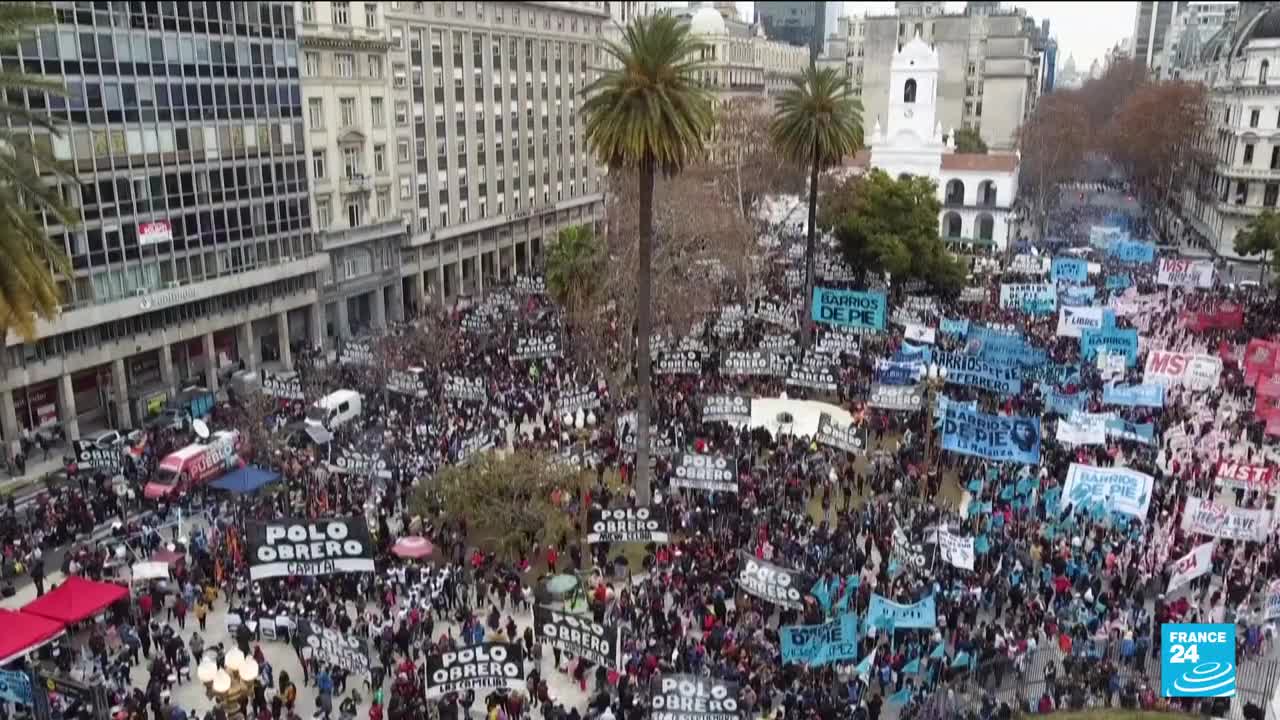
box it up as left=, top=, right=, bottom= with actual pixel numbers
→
left=444, top=375, right=487, bottom=403
left=513, top=275, right=546, bottom=295
left=713, top=315, right=744, bottom=338
left=512, top=333, right=562, bottom=360
left=299, top=620, right=370, bottom=673
left=456, top=431, right=496, bottom=463
left=386, top=369, right=427, bottom=396
left=655, top=350, right=703, bottom=376
left=339, top=340, right=374, bottom=366
left=262, top=371, right=303, bottom=401
left=652, top=675, right=740, bottom=720
left=753, top=297, right=793, bottom=328
left=720, top=350, right=789, bottom=377
left=554, top=387, right=601, bottom=417
left=326, top=447, right=390, bottom=479
left=71, top=440, right=122, bottom=473
left=671, top=453, right=737, bottom=493
left=785, top=354, right=837, bottom=392
left=247, top=518, right=376, bottom=581
left=586, top=506, right=670, bottom=544
left=424, top=643, right=526, bottom=699
left=758, top=334, right=797, bottom=353
left=868, top=383, right=925, bottom=411
left=736, top=550, right=815, bottom=610
left=701, top=395, right=751, bottom=424
left=533, top=606, right=624, bottom=669
left=814, top=412, right=866, bottom=454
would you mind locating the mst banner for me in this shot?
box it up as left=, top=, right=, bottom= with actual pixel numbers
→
left=1157, top=258, right=1215, bottom=288
left=247, top=518, right=376, bottom=580
left=533, top=606, right=624, bottom=670
left=736, top=550, right=816, bottom=610
left=651, top=676, right=740, bottom=720
left=1143, top=350, right=1223, bottom=391
left=586, top=506, right=670, bottom=544
left=701, top=395, right=752, bottom=424
left=299, top=621, right=369, bottom=674
left=1181, top=496, right=1271, bottom=542
left=424, top=643, right=526, bottom=699
left=939, top=405, right=1041, bottom=464
left=671, top=453, right=738, bottom=492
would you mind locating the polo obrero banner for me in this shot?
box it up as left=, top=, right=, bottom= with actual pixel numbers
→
left=651, top=675, right=740, bottom=720
left=736, top=550, right=816, bottom=610
left=298, top=620, right=370, bottom=673
left=424, top=643, right=526, bottom=699
left=533, top=606, right=624, bottom=669
left=246, top=517, right=376, bottom=580
left=586, top=506, right=670, bottom=544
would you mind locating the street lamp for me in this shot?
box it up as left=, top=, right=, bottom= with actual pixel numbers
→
left=921, top=363, right=948, bottom=497
left=198, top=648, right=259, bottom=720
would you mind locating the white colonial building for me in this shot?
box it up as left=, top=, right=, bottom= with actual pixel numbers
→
left=843, top=33, right=1020, bottom=251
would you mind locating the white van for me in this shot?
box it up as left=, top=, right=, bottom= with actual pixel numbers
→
left=305, top=389, right=363, bottom=430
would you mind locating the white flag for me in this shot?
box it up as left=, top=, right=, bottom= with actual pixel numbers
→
left=938, top=529, right=975, bottom=571
left=1167, top=540, right=1215, bottom=595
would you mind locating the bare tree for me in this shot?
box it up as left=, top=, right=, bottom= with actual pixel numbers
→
left=703, top=98, right=806, bottom=217
left=1017, top=91, right=1091, bottom=241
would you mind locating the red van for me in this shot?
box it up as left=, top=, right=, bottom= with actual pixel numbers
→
left=144, top=430, right=247, bottom=500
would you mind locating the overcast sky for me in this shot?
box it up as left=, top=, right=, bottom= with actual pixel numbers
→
left=735, top=2, right=1137, bottom=67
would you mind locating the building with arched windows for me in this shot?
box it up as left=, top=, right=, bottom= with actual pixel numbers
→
left=840, top=33, right=1020, bottom=251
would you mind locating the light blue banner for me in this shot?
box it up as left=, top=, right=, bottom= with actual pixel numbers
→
left=875, top=359, right=925, bottom=386
left=941, top=404, right=1041, bottom=464
left=1090, top=225, right=1129, bottom=249
left=1109, top=240, right=1156, bottom=264
left=1106, top=274, right=1133, bottom=291
left=812, top=288, right=887, bottom=331
left=1105, top=418, right=1156, bottom=445
left=0, top=670, right=32, bottom=706
left=1052, top=256, right=1089, bottom=284
left=969, top=326, right=1048, bottom=368
left=1063, top=463, right=1153, bottom=519
left=1081, top=327, right=1139, bottom=367
left=940, top=317, right=970, bottom=338
left=1043, top=385, right=1085, bottom=416
left=896, top=342, right=932, bottom=363
left=999, top=283, right=1056, bottom=315
left=933, top=349, right=1023, bottom=395
left=867, top=593, right=938, bottom=630
left=933, top=394, right=977, bottom=429
left=1102, top=383, right=1165, bottom=408
left=1024, top=362, right=1080, bottom=387
left=1060, top=285, right=1098, bottom=307
left=780, top=614, right=860, bottom=666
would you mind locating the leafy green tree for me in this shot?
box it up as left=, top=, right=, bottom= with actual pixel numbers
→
left=582, top=15, right=714, bottom=504
left=769, top=66, right=864, bottom=347
left=951, top=127, right=988, bottom=154
left=821, top=170, right=967, bottom=294
left=1234, top=209, right=1280, bottom=280
left=546, top=224, right=604, bottom=316
left=0, top=3, right=73, bottom=344
left=412, top=451, right=591, bottom=561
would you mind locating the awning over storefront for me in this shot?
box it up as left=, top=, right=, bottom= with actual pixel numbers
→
left=21, top=576, right=128, bottom=625
left=0, top=609, right=65, bottom=665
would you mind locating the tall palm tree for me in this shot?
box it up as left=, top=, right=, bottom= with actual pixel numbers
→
left=545, top=224, right=604, bottom=316
left=0, top=3, right=73, bottom=344
left=582, top=15, right=713, bottom=504
left=769, top=66, right=863, bottom=347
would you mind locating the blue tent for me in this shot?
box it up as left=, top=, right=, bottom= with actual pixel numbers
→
left=210, top=466, right=281, bottom=494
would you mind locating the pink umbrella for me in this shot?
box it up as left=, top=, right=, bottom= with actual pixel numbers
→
left=391, top=536, right=434, bottom=559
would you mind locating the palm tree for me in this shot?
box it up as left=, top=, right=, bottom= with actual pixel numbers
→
left=582, top=15, right=713, bottom=504
left=769, top=66, right=864, bottom=347
left=545, top=224, right=604, bottom=316
left=0, top=3, right=73, bottom=344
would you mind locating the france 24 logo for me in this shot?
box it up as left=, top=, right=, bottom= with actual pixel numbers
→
left=1161, top=623, right=1236, bottom=698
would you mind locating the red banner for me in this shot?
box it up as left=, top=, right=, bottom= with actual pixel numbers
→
left=1181, top=304, right=1244, bottom=332
left=1214, top=461, right=1278, bottom=491
left=1245, top=339, right=1280, bottom=387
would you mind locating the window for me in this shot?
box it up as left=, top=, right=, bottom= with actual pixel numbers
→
left=371, top=97, right=385, bottom=128
left=1251, top=108, right=1261, bottom=128
left=397, top=138, right=410, bottom=162
left=317, top=198, right=331, bottom=229
left=1267, top=183, right=1279, bottom=207
left=395, top=101, right=408, bottom=125
left=312, top=150, right=327, bottom=179
left=903, top=78, right=916, bottom=103
left=1245, top=143, right=1256, bottom=164
left=301, top=2, right=315, bottom=22
left=332, top=2, right=350, bottom=25
left=394, top=64, right=407, bottom=88
left=365, top=3, right=378, bottom=28
left=377, top=190, right=391, bottom=218
left=374, top=144, right=386, bottom=173
left=308, top=98, right=324, bottom=129
left=1237, top=180, right=1248, bottom=204
left=368, top=55, right=383, bottom=78
left=347, top=197, right=363, bottom=227
left=1263, top=60, right=1271, bottom=85
left=400, top=177, right=412, bottom=199
left=343, top=147, right=361, bottom=178
left=305, top=52, right=320, bottom=76
left=340, top=97, right=356, bottom=127
left=1272, top=146, right=1280, bottom=170
left=335, top=53, right=354, bottom=78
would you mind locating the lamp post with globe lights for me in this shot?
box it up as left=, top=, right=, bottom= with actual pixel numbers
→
left=922, top=362, right=947, bottom=497
left=197, top=647, right=258, bottom=720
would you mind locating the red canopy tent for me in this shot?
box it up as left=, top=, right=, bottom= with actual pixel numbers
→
left=21, top=576, right=129, bottom=624
left=0, top=609, right=65, bottom=665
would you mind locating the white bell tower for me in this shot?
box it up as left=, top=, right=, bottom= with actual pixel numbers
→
left=868, top=31, right=944, bottom=179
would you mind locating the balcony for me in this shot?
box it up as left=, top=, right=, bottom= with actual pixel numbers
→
left=1216, top=161, right=1280, bottom=180
left=341, top=174, right=374, bottom=193
left=1217, top=201, right=1265, bottom=217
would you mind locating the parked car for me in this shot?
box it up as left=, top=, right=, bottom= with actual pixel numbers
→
left=86, top=429, right=126, bottom=449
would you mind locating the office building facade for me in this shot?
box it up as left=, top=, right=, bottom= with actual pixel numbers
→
left=1134, top=1, right=1191, bottom=68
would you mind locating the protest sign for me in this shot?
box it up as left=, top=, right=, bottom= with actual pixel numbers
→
left=720, top=350, right=790, bottom=377
left=940, top=317, right=970, bottom=337
left=651, top=676, right=740, bottom=720
left=1109, top=240, right=1156, bottom=264
left=262, top=371, right=304, bottom=401
left=1062, top=464, right=1153, bottom=519
left=999, top=283, right=1056, bottom=314
left=1105, top=418, right=1155, bottom=445
left=1051, top=256, right=1088, bottom=284
left=1102, top=383, right=1165, bottom=408
left=1081, top=327, right=1139, bottom=366
left=1056, top=307, right=1104, bottom=339
left=555, top=387, right=601, bottom=417
left=817, top=330, right=871, bottom=355
left=868, top=383, right=924, bottom=412
left=655, top=350, right=704, bottom=376
left=327, top=447, right=391, bottom=479
left=758, top=333, right=797, bottom=353
left=1167, top=541, right=1215, bottom=594
left=959, top=286, right=986, bottom=303
left=534, top=606, right=624, bottom=669
left=938, top=528, right=976, bottom=571
left=386, top=369, right=427, bottom=397
left=780, top=614, right=860, bottom=666
left=1089, top=225, right=1126, bottom=248
left=0, top=670, right=32, bottom=706
left=1246, top=339, right=1280, bottom=386
left=736, top=551, right=816, bottom=609
left=1143, top=350, right=1223, bottom=391
left=933, top=349, right=1023, bottom=395
left=875, top=359, right=925, bottom=385
left=968, top=326, right=1048, bottom=368
left=1044, top=386, right=1085, bottom=416
left=811, top=288, right=887, bottom=331
left=424, top=643, right=526, bottom=699
left=940, top=405, right=1040, bottom=464
left=1214, top=461, right=1277, bottom=493
left=1059, top=285, right=1098, bottom=308
left=514, top=275, right=546, bottom=294
left=1024, top=362, right=1081, bottom=387
left=754, top=297, right=794, bottom=328
left=299, top=621, right=370, bottom=674
left=72, top=440, right=122, bottom=473
left=1056, top=412, right=1107, bottom=446
left=866, top=594, right=937, bottom=630
left=443, top=375, right=487, bottom=403
left=890, top=526, right=928, bottom=574
left=903, top=323, right=936, bottom=344
left=511, top=333, right=562, bottom=360
left=785, top=354, right=838, bottom=392
left=586, top=506, right=670, bottom=544
left=1182, top=304, right=1244, bottom=332
left=815, top=412, right=867, bottom=454
left=1009, top=254, right=1049, bottom=275
left=1181, top=497, right=1271, bottom=542
left=701, top=395, right=752, bottom=424
left=338, top=339, right=374, bottom=365
left=1157, top=258, right=1215, bottom=288
left=247, top=518, right=376, bottom=580
left=1106, top=274, right=1133, bottom=291
left=671, top=453, right=738, bottom=493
